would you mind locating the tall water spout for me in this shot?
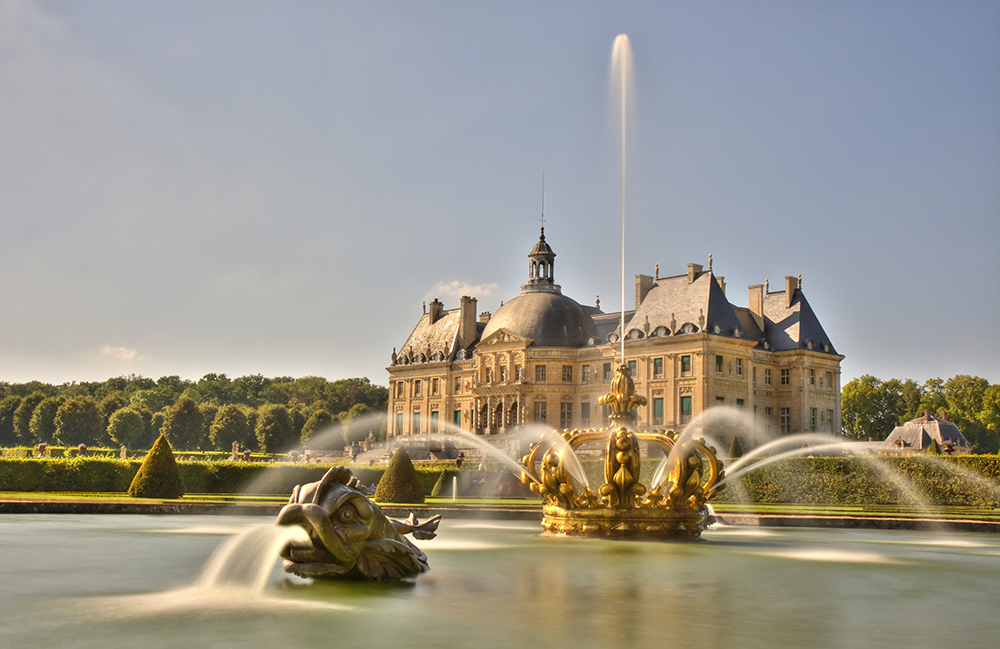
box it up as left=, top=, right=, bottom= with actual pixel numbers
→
left=611, top=33, right=634, bottom=364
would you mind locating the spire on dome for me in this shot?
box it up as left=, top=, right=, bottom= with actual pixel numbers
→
left=524, top=228, right=560, bottom=294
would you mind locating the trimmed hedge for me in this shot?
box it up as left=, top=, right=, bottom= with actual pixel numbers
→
left=375, top=448, right=425, bottom=504
left=129, top=435, right=184, bottom=499
left=713, top=456, right=1000, bottom=507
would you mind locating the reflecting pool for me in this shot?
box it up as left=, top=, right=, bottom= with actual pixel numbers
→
left=2, top=515, right=999, bottom=648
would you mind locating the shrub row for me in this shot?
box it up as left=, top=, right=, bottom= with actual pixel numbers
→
left=713, top=456, right=1000, bottom=507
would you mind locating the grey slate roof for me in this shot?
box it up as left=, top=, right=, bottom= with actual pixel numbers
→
left=762, top=290, right=837, bottom=353
left=396, top=309, right=461, bottom=364
left=623, top=272, right=748, bottom=341
left=879, top=414, right=972, bottom=453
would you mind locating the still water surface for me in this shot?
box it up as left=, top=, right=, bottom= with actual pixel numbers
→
left=1, top=515, right=999, bottom=648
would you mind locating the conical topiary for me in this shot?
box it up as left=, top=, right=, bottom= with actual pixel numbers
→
left=924, top=439, right=941, bottom=455
left=128, top=434, right=185, bottom=499
left=431, top=469, right=461, bottom=498
left=374, top=447, right=425, bottom=504
left=728, top=435, right=745, bottom=459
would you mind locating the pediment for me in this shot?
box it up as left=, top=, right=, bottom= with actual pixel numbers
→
left=478, top=328, right=533, bottom=347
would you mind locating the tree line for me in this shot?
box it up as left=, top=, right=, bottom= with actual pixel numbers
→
left=841, top=374, right=1000, bottom=452
left=0, top=374, right=388, bottom=453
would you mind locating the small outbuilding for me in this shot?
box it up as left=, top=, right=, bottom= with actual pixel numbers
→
left=879, top=411, right=972, bottom=455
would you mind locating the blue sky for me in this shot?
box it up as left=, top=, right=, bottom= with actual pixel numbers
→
left=1, top=1, right=997, bottom=386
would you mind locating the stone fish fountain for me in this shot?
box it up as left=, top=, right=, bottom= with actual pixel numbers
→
left=520, top=363, right=725, bottom=540
left=275, top=466, right=440, bottom=580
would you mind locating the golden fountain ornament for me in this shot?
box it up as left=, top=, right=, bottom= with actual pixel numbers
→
left=520, top=364, right=725, bottom=540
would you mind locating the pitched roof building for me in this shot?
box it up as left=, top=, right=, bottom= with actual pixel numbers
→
left=880, top=411, right=972, bottom=455
left=387, top=229, right=844, bottom=455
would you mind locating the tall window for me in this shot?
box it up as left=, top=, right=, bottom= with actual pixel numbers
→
left=628, top=360, right=637, bottom=377
left=413, top=412, right=421, bottom=433
left=535, top=365, right=547, bottom=383
left=534, top=402, right=547, bottom=423
left=602, top=404, right=612, bottom=426
left=432, top=378, right=440, bottom=395
left=780, top=369, right=790, bottom=385
left=681, top=355, right=692, bottom=375
left=653, top=397, right=664, bottom=426
left=736, top=359, right=743, bottom=376
left=395, top=412, right=403, bottom=434
left=826, top=409, right=835, bottom=432
left=431, top=411, right=439, bottom=433
left=413, top=380, right=422, bottom=397
left=765, top=369, right=772, bottom=385
left=560, top=403, right=572, bottom=429
left=582, top=365, right=591, bottom=383
left=810, top=407, right=817, bottom=431
left=581, top=402, right=591, bottom=427
left=780, top=408, right=790, bottom=434
left=395, top=382, right=404, bottom=398
left=603, top=363, right=613, bottom=380
left=653, top=357, right=663, bottom=378
left=453, top=410, right=461, bottom=427
left=809, top=369, right=815, bottom=386
left=716, top=355, right=723, bottom=373
left=736, top=399, right=744, bottom=407
left=454, top=376, right=462, bottom=393
left=680, top=396, right=693, bottom=424
left=765, top=407, right=772, bottom=434
left=562, top=365, right=573, bottom=382
left=826, top=371, right=833, bottom=389
left=752, top=367, right=757, bottom=385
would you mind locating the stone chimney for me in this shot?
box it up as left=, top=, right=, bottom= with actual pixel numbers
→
left=687, top=263, right=703, bottom=283
left=716, top=275, right=726, bottom=295
left=785, top=275, right=797, bottom=308
left=427, top=298, right=444, bottom=324
left=748, top=284, right=764, bottom=329
left=634, top=274, right=653, bottom=309
left=924, top=410, right=932, bottom=422
left=479, top=311, right=491, bottom=324
left=457, top=296, right=477, bottom=349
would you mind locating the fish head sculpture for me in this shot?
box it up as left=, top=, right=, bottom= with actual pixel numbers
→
left=275, top=466, right=439, bottom=580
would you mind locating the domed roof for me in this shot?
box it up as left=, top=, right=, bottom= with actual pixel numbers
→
left=481, top=291, right=595, bottom=348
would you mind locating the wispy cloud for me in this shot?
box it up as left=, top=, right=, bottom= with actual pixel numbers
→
left=100, top=345, right=146, bottom=361
left=425, top=280, right=500, bottom=302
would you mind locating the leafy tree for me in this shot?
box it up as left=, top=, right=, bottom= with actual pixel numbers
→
left=0, top=395, right=22, bottom=446
left=300, top=409, right=335, bottom=445
left=841, top=375, right=906, bottom=440
left=341, top=403, right=384, bottom=447
left=161, top=396, right=205, bottom=451
left=242, top=406, right=258, bottom=439
left=29, top=396, right=64, bottom=444
left=289, top=407, right=306, bottom=444
left=209, top=404, right=252, bottom=451
left=980, top=384, right=1000, bottom=434
left=196, top=373, right=235, bottom=404
left=199, top=403, right=219, bottom=445
left=13, top=392, right=46, bottom=444
left=98, top=391, right=129, bottom=438
left=54, top=396, right=102, bottom=446
left=149, top=409, right=167, bottom=445
left=107, top=407, right=145, bottom=449
left=255, top=404, right=293, bottom=452
left=918, top=378, right=947, bottom=417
